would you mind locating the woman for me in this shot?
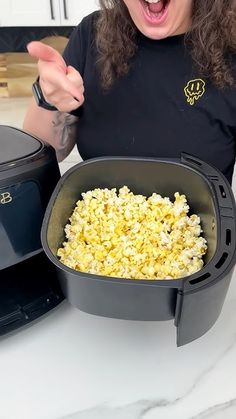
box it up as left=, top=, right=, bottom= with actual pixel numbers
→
left=23, top=0, right=236, bottom=183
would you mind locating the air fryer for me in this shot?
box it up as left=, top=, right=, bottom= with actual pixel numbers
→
left=0, top=125, right=64, bottom=335
left=41, top=155, right=236, bottom=346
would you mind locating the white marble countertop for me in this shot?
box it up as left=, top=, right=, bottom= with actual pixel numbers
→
left=0, top=270, right=236, bottom=419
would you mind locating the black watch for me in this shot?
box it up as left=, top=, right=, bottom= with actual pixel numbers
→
left=32, top=79, right=58, bottom=111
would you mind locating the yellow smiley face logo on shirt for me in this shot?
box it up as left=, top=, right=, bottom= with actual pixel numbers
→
left=184, top=79, right=206, bottom=106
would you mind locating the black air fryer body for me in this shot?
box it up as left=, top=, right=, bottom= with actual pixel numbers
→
left=0, top=125, right=64, bottom=335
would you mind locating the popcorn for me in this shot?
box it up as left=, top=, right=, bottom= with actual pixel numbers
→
left=57, top=186, right=208, bottom=280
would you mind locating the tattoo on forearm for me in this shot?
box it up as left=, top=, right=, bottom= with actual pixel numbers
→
left=52, top=112, right=78, bottom=161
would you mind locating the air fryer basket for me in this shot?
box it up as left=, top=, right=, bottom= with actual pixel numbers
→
left=41, top=154, right=236, bottom=346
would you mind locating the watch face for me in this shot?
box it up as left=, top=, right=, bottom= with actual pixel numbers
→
left=32, top=81, right=57, bottom=111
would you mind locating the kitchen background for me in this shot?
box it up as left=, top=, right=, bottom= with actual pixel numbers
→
left=1, top=2, right=236, bottom=419
left=0, top=0, right=99, bottom=174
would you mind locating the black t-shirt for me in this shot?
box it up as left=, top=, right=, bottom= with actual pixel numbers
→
left=63, top=12, right=236, bottom=184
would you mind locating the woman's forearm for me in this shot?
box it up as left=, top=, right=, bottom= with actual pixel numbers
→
left=23, top=98, right=78, bottom=161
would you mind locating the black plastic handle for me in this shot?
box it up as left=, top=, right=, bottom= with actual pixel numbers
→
left=49, top=0, right=55, bottom=20
left=63, top=0, right=68, bottom=19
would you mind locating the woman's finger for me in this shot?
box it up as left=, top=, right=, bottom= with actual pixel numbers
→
left=27, top=41, right=67, bottom=72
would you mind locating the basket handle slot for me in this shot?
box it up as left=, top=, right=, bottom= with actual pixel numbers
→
left=189, top=272, right=211, bottom=285
left=226, top=229, right=231, bottom=246
left=219, top=185, right=226, bottom=198
left=182, top=156, right=202, bottom=167
left=215, top=252, right=228, bottom=269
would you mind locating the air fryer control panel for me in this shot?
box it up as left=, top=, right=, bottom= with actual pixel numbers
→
left=0, top=180, right=44, bottom=269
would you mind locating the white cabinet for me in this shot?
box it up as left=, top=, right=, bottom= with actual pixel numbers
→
left=0, top=0, right=98, bottom=27
left=0, top=0, right=60, bottom=26
left=59, top=0, right=99, bottom=26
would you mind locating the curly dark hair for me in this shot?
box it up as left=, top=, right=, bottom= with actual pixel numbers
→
left=95, top=0, right=236, bottom=89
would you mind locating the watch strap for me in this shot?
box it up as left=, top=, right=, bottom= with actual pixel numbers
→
left=32, top=79, right=58, bottom=111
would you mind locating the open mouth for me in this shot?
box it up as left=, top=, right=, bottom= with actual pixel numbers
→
left=139, top=0, right=170, bottom=24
